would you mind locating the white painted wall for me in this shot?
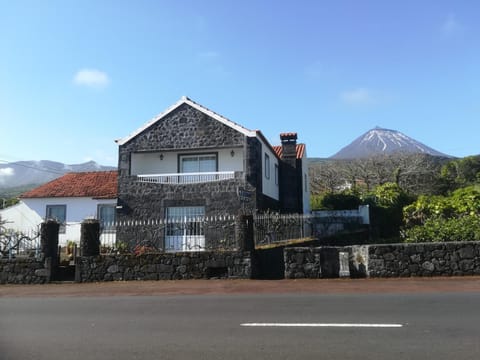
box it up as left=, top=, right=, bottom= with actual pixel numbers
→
left=0, top=202, right=42, bottom=232
left=17, top=197, right=116, bottom=245
left=260, top=142, right=280, bottom=201
left=130, top=148, right=244, bottom=175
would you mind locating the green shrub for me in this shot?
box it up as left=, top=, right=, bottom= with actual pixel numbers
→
left=311, top=192, right=362, bottom=210
left=402, top=185, right=480, bottom=242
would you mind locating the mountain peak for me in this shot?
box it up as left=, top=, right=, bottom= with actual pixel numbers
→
left=330, top=128, right=451, bottom=159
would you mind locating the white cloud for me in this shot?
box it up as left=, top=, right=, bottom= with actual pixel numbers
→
left=0, top=167, right=14, bottom=184
left=442, top=13, right=462, bottom=37
left=73, top=69, right=110, bottom=89
left=341, top=88, right=377, bottom=105
left=0, top=168, right=14, bottom=177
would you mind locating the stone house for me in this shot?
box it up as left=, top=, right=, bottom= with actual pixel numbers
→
left=115, top=96, right=309, bottom=251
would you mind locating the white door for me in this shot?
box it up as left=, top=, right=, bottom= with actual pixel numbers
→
left=165, top=206, right=205, bottom=252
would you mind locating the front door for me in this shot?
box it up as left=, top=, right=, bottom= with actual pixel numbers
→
left=165, top=206, right=205, bottom=251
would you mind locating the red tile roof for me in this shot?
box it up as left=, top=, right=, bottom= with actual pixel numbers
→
left=21, top=171, right=118, bottom=199
left=272, top=144, right=306, bottom=159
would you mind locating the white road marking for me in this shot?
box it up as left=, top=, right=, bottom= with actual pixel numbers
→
left=241, top=323, right=403, bottom=328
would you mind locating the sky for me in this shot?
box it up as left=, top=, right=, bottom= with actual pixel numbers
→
left=1, top=0, right=479, bottom=167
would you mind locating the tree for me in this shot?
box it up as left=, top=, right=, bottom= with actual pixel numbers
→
left=309, top=153, right=447, bottom=199
left=440, top=155, right=480, bottom=191
left=365, top=182, right=415, bottom=241
left=402, top=185, right=480, bottom=242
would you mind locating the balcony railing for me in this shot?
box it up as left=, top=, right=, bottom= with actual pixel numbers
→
left=137, top=171, right=236, bottom=185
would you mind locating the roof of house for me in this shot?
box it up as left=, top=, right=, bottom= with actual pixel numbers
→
left=116, top=96, right=258, bottom=146
left=272, top=143, right=306, bottom=159
left=20, top=171, right=118, bottom=199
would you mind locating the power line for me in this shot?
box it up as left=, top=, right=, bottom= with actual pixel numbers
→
left=0, top=159, right=65, bottom=175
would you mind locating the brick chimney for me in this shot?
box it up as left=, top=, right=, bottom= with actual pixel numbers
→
left=280, top=132, right=298, bottom=167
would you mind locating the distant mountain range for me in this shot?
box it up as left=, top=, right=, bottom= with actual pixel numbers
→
left=330, top=127, right=451, bottom=159
left=0, top=160, right=116, bottom=190
left=0, top=127, right=452, bottom=192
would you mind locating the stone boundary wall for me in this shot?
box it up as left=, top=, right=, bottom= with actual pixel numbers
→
left=367, top=242, right=480, bottom=277
left=284, top=247, right=342, bottom=279
left=0, top=257, right=50, bottom=284
left=76, top=251, right=252, bottom=282
left=285, top=241, right=480, bottom=279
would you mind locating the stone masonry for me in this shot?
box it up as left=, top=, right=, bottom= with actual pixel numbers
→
left=285, top=241, right=480, bottom=279
left=0, top=257, right=50, bottom=284
left=76, top=251, right=252, bottom=282
left=116, top=103, right=277, bottom=225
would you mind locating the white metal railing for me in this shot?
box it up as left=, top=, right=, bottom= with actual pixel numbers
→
left=137, top=171, right=235, bottom=185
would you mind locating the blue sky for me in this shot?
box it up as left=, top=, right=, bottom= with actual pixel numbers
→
left=1, top=0, right=479, bottom=166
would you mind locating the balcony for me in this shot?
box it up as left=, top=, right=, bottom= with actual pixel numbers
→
left=137, top=171, right=236, bottom=185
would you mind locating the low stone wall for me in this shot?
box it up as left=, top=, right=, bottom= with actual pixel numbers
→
left=76, top=251, right=252, bottom=282
left=368, top=242, right=480, bottom=277
left=284, top=247, right=343, bottom=279
left=285, top=241, right=480, bottom=279
left=0, top=257, right=50, bottom=284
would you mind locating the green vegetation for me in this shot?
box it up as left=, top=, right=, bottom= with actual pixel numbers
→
left=310, top=154, right=480, bottom=243
left=402, top=185, right=480, bottom=242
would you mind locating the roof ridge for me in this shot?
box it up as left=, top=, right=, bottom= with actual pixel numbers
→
left=116, top=96, right=257, bottom=146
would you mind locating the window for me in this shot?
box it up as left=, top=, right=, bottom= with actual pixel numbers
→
left=265, top=153, right=270, bottom=179
left=165, top=206, right=205, bottom=251
left=180, top=154, right=217, bottom=173
left=98, top=204, right=116, bottom=231
left=46, top=205, right=66, bottom=233
left=275, top=164, right=279, bottom=185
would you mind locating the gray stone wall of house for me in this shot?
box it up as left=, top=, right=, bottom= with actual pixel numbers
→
left=279, top=161, right=302, bottom=213
left=76, top=251, right=252, bottom=282
left=244, top=136, right=280, bottom=212
left=116, top=103, right=281, bottom=242
left=119, top=103, right=246, bottom=155
left=285, top=241, right=480, bottom=279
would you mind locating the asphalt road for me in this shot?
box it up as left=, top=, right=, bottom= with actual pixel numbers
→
left=1, top=290, right=480, bottom=360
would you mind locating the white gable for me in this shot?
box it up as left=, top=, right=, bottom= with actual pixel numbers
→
left=116, top=96, right=257, bottom=146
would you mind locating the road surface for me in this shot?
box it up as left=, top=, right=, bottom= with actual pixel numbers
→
left=1, top=278, right=479, bottom=359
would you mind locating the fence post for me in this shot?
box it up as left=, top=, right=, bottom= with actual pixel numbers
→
left=40, top=220, right=60, bottom=282
left=80, top=219, right=100, bottom=256
left=41, top=220, right=59, bottom=260
left=236, top=215, right=254, bottom=251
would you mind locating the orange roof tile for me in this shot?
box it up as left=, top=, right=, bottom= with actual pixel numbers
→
left=272, top=144, right=306, bottom=159
left=21, top=171, right=118, bottom=199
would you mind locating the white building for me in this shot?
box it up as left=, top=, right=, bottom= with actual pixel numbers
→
left=1, top=171, right=117, bottom=246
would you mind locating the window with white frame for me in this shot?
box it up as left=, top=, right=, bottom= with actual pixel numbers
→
left=98, top=204, right=116, bottom=231
left=180, top=154, right=217, bottom=173
left=265, top=153, right=270, bottom=179
left=46, top=205, right=66, bottom=233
